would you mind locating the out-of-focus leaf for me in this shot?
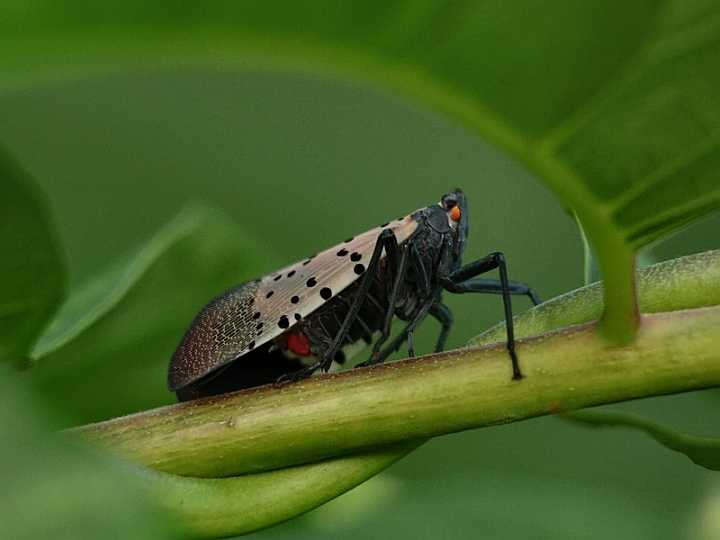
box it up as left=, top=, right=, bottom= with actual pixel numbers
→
left=30, top=205, right=217, bottom=359
left=692, top=480, right=720, bottom=540
left=576, top=213, right=601, bottom=285
left=578, top=211, right=659, bottom=286
left=0, top=366, right=175, bottom=540
left=566, top=410, right=720, bottom=470
left=26, top=205, right=278, bottom=425
left=133, top=441, right=418, bottom=539
left=0, top=145, right=65, bottom=362
left=0, top=1, right=719, bottom=342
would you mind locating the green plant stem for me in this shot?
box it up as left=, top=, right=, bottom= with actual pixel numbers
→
left=77, top=305, right=720, bottom=478
left=528, top=151, right=639, bottom=344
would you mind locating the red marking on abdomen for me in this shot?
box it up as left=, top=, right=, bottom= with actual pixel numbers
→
left=287, top=331, right=312, bottom=356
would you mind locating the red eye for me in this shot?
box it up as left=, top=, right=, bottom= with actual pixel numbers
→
left=450, top=206, right=461, bottom=222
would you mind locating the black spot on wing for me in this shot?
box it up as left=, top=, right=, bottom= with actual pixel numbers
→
left=306, top=277, right=317, bottom=287
left=278, top=315, right=290, bottom=329
left=350, top=252, right=362, bottom=262
left=320, top=287, right=332, bottom=300
left=291, top=295, right=300, bottom=304
left=354, top=264, right=366, bottom=275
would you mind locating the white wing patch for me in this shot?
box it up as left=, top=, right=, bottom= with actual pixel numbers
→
left=248, top=214, right=419, bottom=353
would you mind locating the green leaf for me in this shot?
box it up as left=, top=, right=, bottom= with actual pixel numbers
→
left=0, top=366, right=176, bottom=540
left=0, top=145, right=66, bottom=363
left=565, top=410, right=720, bottom=471
left=27, top=205, right=278, bottom=425
left=1, top=1, right=719, bottom=343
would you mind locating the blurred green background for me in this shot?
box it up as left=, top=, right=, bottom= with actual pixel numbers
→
left=1, top=68, right=718, bottom=538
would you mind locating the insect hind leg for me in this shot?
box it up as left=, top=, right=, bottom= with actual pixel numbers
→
left=276, top=228, right=400, bottom=386
left=365, top=239, right=409, bottom=363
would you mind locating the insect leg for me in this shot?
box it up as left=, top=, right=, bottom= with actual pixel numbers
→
left=429, top=302, right=454, bottom=352
left=410, top=242, right=433, bottom=297
left=361, top=243, right=446, bottom=366
left=404, top=298, right=435, bottom=356
left=365, top=242, right=410, bottom=362
left=441, top=251, right=523, bottom=380
left=452, top=278, right=541, bottom=305
left=336, top=296, right=374, bottom=342
left=360, top=294, right=437, bottom=366
left=320, top=228, right=406, bottom=370
left=277, top=229, right=400, bottom=385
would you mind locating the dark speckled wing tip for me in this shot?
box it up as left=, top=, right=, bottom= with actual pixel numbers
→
left=168, top=280, right=260, bottom=391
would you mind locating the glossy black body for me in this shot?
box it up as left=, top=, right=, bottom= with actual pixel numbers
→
left=171, top=189, right=540, bottom=401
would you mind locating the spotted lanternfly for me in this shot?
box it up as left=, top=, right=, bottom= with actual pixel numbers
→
left=168, top=189, right=540, bottom=402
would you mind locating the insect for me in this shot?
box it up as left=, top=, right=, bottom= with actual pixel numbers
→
left=168, top=189, right=540, bottom=402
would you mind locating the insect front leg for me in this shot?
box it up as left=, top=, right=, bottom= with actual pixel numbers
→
left=441, top=251, right=525, bottom=380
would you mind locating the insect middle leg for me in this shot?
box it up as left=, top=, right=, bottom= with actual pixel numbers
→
left=429, top=302, right=453, bottom=353
left=453, top=278, right=541, bottom=306
left=441, top=251, right=526, bottom=380
left=359, top=294, right=437, bottom=366
left=359, top=242, right=441, bottom=366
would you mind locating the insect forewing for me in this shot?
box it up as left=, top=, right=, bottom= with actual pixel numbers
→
left=168, top=214, right=419, bottom=390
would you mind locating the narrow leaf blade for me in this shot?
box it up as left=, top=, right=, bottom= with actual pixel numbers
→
left=27, top=205, right=278, bottom=424
left=566, top=410, right=720, bottom=470
left=0, top=145, right=66, bottom=362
